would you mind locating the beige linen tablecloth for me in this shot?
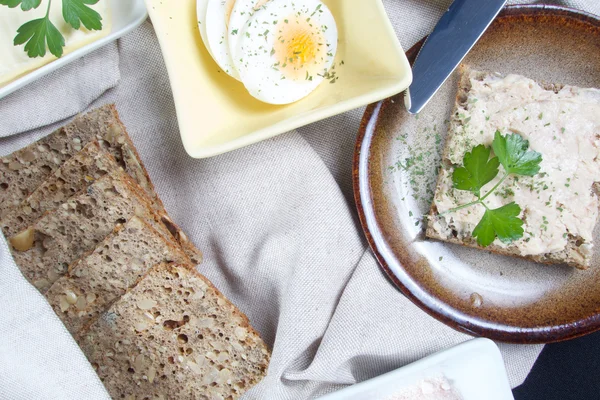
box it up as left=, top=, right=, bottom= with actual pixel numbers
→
left=1, top=1, right=598, bottom=399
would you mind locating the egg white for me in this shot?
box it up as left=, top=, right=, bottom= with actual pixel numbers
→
left=228, top=0, right=271, bottom=59
left=204, top=0, right=241, bottom=80
left=233, top=0, right=338, bottom=104
left=196, top=0, right=213, bottom=58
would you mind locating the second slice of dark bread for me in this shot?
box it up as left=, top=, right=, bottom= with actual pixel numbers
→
left=8, top=170, right=194, bottom=292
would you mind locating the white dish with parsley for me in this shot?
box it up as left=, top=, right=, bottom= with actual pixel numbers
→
left=0, top=0, right=147, bottom=100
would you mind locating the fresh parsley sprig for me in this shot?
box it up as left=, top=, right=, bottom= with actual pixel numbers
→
left=13, top=1, right=65, bottom=58
left=0, top=0, right=103, bottom=59
left=442, top=131, right=542, bottom=247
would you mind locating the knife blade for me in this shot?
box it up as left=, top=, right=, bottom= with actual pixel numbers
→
left=405, top=0, right=507, bottom=114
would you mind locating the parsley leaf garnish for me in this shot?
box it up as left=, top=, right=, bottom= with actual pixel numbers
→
left=1, top=0, right=103, bottom=58
left=14, top=7, right=65, bottom=58
left=472, top=202, right=524, bottom=247
left=0, top=0, right=41, bottom=10
left=491, top=130, right=542, bottom=176
left=452, top=144, right=499, bottom=198
left=62, top=0, right=103, bottom=31
left=443, top=131, right=542, bottom=247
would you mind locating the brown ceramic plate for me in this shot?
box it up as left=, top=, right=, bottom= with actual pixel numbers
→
left=354, top=5, right=600, bottom=344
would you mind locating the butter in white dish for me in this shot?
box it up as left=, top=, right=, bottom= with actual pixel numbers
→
left=0, top=1, right=111, bottom=87
left=427, top=66, right=600, bottom=269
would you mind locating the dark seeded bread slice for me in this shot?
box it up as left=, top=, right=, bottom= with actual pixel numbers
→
left=79, top=262, right=270, bottom=400
left=426, top=65, right=597, bottom=269
left=45, top=216, right=191, bottom=335
left=1, top=141, right=202, bottom=263
left=8, top=170, right=196, bottom=293
left=1, top=141, right=116, bottom=237
left=0, top=104, right=160, bottom=218
left=1, top=140, right=202, bottom=264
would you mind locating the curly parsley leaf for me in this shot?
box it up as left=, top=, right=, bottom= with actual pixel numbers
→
left=14, top=15, right=65, bottom=58
left=472, top=202, right=524, bottom=247
left=452, top=144, right=499, bottom=198
left=0, top=0, right=42, bottom=11
left=62, top=0, right=102, bottom=31
left=492, top=130, right=542, bottom=176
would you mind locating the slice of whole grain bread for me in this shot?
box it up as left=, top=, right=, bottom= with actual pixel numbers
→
left=1, top=140, right=202, bottom=264
left=45, top=216, right=190, bottom=335
left=426, top=65, right=600, bottom=269
left=0, top=105, right=160, bottom=219
left=79, top=262, right=270, bottom=400
left=8, top=170, right=197, bottom=292
left=1, top=141, right=116, bottom=237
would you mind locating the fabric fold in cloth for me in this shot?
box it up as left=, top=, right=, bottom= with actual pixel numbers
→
left=0, top=1, right=599, bottom=399
left=0, top=42, right=120, bottom=138
left=0, top=236, right=110, bottom=400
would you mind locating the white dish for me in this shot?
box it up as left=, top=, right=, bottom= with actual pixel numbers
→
left=0, top=0, right=147, bottom=100
left=317, top=338, right=514, bottom=400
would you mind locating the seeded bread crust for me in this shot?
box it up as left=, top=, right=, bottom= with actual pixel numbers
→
left=9, top=170, right=194, bottom=292
left=0, top=105, right=160, bottom=219
left=79, top=263, right=270, bottom=400
left=45, top=216, right=191, bottom=335
left=426, top=65, right=593, bottom=269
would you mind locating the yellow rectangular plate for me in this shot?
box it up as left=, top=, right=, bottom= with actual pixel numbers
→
left=146, top=0, right=412, bottom=158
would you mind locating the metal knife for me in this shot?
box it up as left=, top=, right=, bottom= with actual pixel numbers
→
left=405, top=0, right=507, bottom=114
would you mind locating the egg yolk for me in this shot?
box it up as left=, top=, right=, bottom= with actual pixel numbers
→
left=273, top=16, right=326, bottom=80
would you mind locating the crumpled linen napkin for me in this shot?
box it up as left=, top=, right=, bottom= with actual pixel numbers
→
left=0, top=1, right=598, bottom=399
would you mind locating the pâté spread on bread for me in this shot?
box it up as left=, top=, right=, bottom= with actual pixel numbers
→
left=427, top=67, right=600, bottom=269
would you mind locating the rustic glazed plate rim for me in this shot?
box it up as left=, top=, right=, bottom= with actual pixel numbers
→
left=353, top=5, right=600, bottom=344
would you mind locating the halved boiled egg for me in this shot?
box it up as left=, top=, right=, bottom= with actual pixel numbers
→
left=232, top=0, right=338, bottom=104
left=203, top=0, right=241, bottom=80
